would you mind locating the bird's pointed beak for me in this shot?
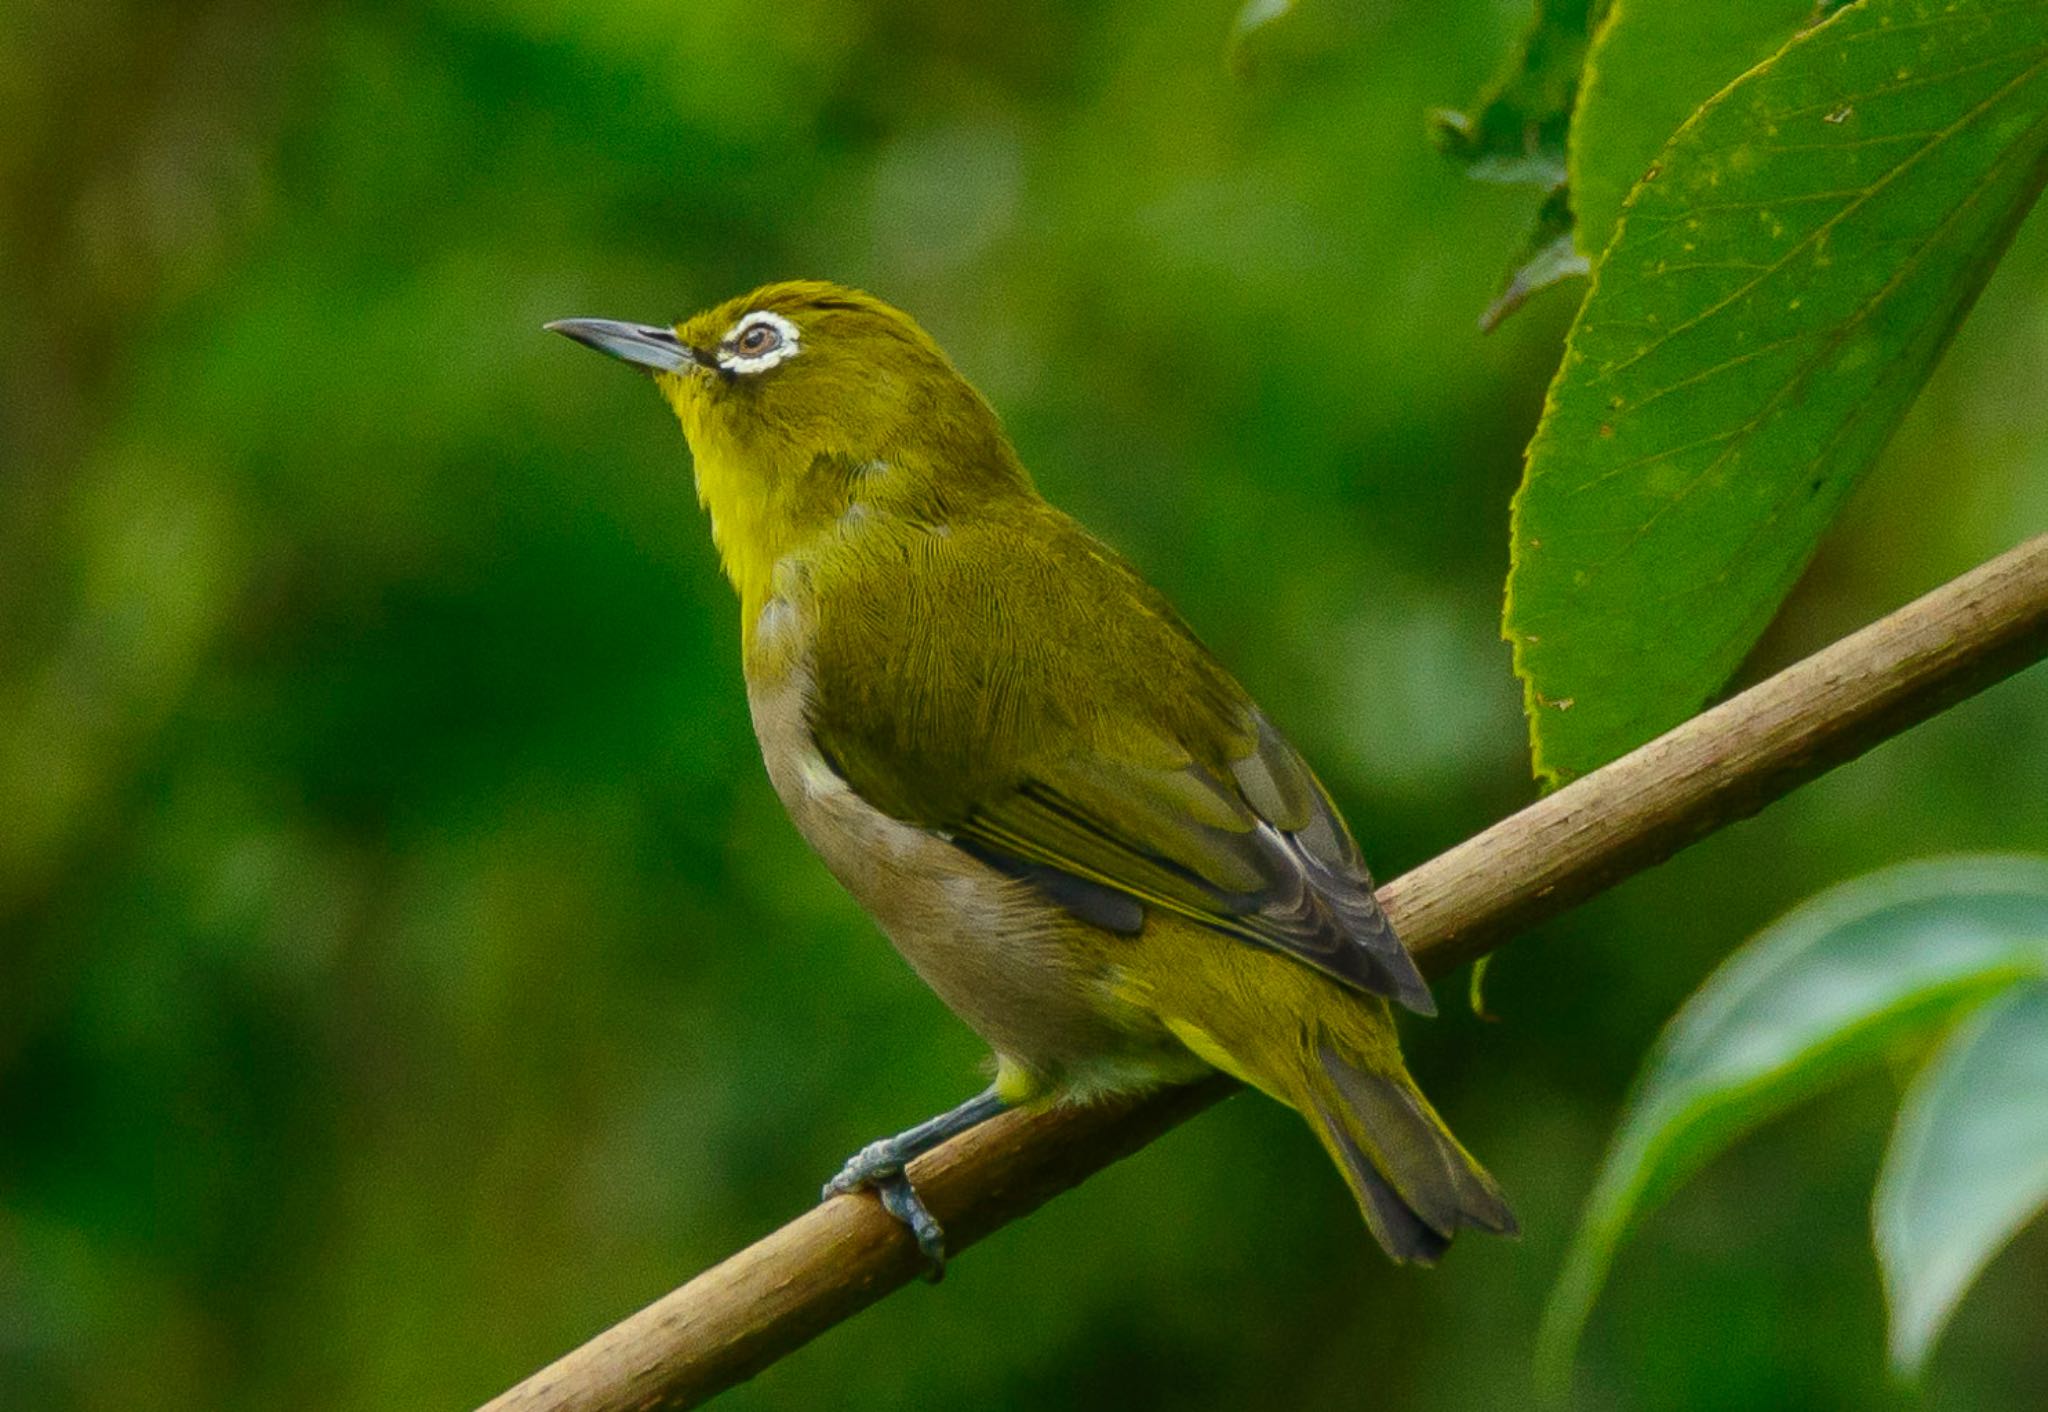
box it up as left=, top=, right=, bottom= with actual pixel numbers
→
left=544, top=318, right=702, bottom=374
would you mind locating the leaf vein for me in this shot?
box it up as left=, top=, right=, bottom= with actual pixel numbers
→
left=1597, top=51, right=2048, bottom=384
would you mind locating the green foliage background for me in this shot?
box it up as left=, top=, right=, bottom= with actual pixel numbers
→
left=2, top=1, right=2046, bottom=1407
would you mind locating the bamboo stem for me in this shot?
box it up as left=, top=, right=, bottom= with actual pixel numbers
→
left=479, top=534, right=2048, bottom=1412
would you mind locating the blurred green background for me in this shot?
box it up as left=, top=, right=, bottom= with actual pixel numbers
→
left=4, top=1, right=2047, bottom=1407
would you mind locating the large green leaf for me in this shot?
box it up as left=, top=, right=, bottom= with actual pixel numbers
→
left=1538, top=856, right=2048, bottom=1388
left=1875, top=981, right=2048, bottom=1376
left=1568, top=0, right=1818, bottom=260
left=1505, top=0, right=2048, bottom=785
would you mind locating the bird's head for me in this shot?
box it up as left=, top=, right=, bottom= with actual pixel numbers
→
left=548, top=281, right=1029, bottom=610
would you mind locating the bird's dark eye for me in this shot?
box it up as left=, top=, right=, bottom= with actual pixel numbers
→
left=736, top=321, right=782, bottom=356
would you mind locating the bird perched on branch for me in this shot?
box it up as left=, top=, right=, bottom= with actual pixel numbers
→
left=548, top=282, right=1514, bottom=1270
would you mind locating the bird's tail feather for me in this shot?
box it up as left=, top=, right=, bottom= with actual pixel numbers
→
left=1303, top=1037, right=1517, bottom=1264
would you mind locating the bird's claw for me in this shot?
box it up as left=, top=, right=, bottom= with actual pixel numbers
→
left=821, top=1143, right=949, bottom=1281
left=875, top=1172, right=949, bottom=1281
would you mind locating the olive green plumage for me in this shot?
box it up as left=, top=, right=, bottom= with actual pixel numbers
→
left=547, top=280, right=1514, bottom=1263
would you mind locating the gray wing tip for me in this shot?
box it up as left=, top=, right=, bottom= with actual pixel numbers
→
left=1396, top=969, right=1438, bottom=1017
left=1335, top=890, right=1436, bottom=1015
left=1361, top=939, right=1437, bottom=1016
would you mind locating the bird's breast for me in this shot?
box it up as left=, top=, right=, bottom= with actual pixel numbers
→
left=740, top=588, right=1178, bottom=1089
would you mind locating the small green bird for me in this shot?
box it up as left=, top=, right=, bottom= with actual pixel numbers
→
left=547, top=282, right=1514, bottom=1268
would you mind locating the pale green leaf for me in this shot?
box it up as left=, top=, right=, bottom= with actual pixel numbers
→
left=1875, top=981, right=2048, bottom=1376
left=1480, top=186, right=1591, bottom=332
left=1538, top=856, right=2048, bottom=1389
left=1231, top=0, right=1294, bottom=37
left=1226, top=0, right=1297, bottom=77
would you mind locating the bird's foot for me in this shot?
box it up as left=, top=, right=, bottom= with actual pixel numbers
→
left=821, top=1135, right=912, bottom=1199
left=822, top=1142, right=949, bottom=1281
left=817, top=1089, right=1008, bottom=1282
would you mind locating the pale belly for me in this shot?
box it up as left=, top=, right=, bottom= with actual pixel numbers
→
left=744, top=627, right=1197, bottom=1099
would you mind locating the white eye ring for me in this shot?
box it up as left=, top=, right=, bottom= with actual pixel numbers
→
left=719, top=310, right=801, bottom=374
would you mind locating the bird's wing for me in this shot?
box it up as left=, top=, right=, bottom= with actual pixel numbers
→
left=804, top=508, right=1433, bottom=1013
left=954, top=713, right=1433, bottom=1013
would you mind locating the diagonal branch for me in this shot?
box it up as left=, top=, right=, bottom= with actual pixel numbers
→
left=479, top=534, right=2048, bottom=1412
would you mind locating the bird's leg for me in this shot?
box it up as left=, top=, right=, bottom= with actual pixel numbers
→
left=821, top=1087, right=1008, bottom=1280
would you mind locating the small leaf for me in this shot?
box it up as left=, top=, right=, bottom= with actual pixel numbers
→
left=1480, top=186, right=1591, bottom=331
left=1433, top=0, right=1603, bottom=319
left=1568, top=0, right=1818, bottom=259
left=1430, top=0, right=1603, bottom=184
left=1469, top=954, right=1498, bottom=1021
left=1876, top=981, right=2048, bottom=1376
left=1505, top=0, right=2048, bottom=785
left=1226, top=0, right=1298, bottom=77
left=1233, top=0, right=1295, bottom=31
left=1538, top=856, right=2048, bottom=1390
